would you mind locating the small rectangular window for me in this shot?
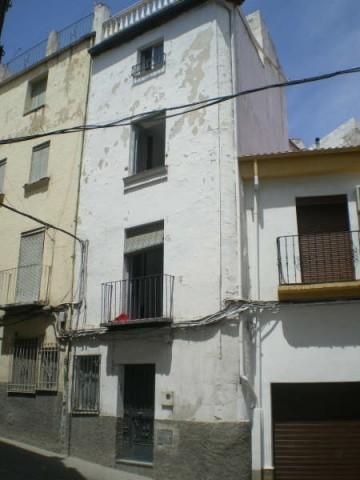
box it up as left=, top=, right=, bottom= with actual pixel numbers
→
left=72, top=355, right=100, bottom=414
left=0, top=159, right=6, bottom=193
left=30, top=142, right=49, bottom=183
left=132, top=42, right=165, bottom=77
left=132, top=113, right=165, bottom=174
left=8, top=338, right=38, bottom=393
left=26, top=75, right=48, bottom=112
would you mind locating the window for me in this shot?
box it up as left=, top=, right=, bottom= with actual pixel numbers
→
left=29, top=142, right=49, bottom=184
left=296, top=195, right=354, bottom=283
left=8, top=339, right=59, bottom=394
left=0, top=159, right=6, bottom=193
left=132, top=113, right=165, bottom=174
left=26, top=75, right=47, bottom=112
left=125, top=222, right=164, bottom=319
left=132, top=42, right=165, bottom=77
left=16, top=229, right=45, bottom=304
left=72, top=355, right=100, bottom=414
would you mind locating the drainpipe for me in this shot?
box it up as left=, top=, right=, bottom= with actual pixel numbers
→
left=253, top=158, right=264, bottom=479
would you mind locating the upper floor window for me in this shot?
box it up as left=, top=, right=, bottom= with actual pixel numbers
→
left=132, top=113, right=166, bottom=174
left=30, top=142, right=50, bottom=184
left=296, top=195, right=353, bottom=283
left=25, top=74, right=48, bottom=113
left=132, top=42, right=165, bottom=78
left=0, top=159, right=6, bottom=193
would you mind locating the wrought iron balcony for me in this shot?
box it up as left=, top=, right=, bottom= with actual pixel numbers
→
left=101, top=274, right=174, bottom=326
left=132, top=52, right=166, bottom=78
left=0, top=264, right=51, bottom=308
left=277, top=231, right=360, bottom=285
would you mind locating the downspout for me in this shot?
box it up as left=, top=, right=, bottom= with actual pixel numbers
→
left=64, top=36, right=94, bottom=457
left=253, top=158, right=264, bottom=479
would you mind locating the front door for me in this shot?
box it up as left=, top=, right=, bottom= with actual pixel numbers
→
left=120, top=364, right=155, bottom=463
left=15, top=230, right=44, bottom=303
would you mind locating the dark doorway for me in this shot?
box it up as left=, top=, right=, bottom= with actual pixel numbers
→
left=272, top=383, right=360, bottom=480
left=120, top=364, right=155, bottom=463
left=296, top=195, right=354, bottom=283
left=126, top=246, right=163, bottom=319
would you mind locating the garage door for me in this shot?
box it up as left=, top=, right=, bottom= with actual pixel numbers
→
left=272, top=383, right=360, bottom=480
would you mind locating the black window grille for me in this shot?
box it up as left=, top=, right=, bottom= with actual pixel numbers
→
left=72, top=355, right=100, bottom=414
left=8, top=340, right=59, bottom=393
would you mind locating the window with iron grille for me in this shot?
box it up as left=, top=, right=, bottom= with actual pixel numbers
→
left=37, top=345, right=59, bottom=391
left=72, top=355, right=100, bottom=414
left=132, top=42, right=165, bottom=78
left=29, top=142, right=50, bottom=184
left=8, top=340, right=59, bottom=394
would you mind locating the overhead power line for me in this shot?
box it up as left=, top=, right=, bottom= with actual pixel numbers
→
left=0, top=65, right=360, bottom=146
left=0, top=202, right=84, bottom=244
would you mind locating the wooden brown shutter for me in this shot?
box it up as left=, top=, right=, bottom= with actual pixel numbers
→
left=296, top=196, right=354, bottom=283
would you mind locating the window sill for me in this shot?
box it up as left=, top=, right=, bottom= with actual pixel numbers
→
left=71, top=411, right=100, bottom=417
left=116, top=459, right=153, bottom=468
left=24, top=176, right=50, bottom=196
left=124, top=166, right=168, bottom=193
left=23, top=104, right=46, bottom=116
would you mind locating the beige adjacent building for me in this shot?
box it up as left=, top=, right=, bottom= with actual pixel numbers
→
left=0, top=15, right=94, bottom=452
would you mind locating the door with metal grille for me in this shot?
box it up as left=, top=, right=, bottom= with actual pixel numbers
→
left=296, top=196, right=354, bottom=283
left=15, top=230, right=44, bottom=303
left=120, top=364, right=155, bottom=463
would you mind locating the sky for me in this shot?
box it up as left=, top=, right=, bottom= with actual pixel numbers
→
left=2, top=0, right=360, bottom=146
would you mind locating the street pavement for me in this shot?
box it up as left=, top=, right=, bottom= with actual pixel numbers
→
left=0, top=438, right=149, bottom=480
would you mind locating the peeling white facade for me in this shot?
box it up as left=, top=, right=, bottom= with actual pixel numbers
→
left=74, top=1, right=288, bottom=478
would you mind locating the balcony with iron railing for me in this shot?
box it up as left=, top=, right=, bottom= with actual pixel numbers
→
left=101, top=274, right=174, bottom=327
left=0, top=264, right=51, bottom=309
left=277, top=231, right=360, bottom=301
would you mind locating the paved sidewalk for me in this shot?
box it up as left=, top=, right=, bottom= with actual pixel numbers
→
left=0, top=437, right=149, bottom=480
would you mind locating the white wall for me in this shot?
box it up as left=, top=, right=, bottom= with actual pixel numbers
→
left=73, top=320, right=247, bottom=422
left=78, top=1, right=290, bottom=328
left=256, top=302, right=360, bottom=469
left=245, top=173, right=360, bottom=300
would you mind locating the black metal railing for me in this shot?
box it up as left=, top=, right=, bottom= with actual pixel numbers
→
left=277, top=231, right=360, bottom=285
left=131, top=52, right=166, bottom=78
left=4, top=14, right=93, bottom=78
left=101, top=274, right=174, bottom=324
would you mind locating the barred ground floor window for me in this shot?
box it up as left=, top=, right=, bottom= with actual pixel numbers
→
left=8, top=338, right=59, bottom=394
left=72, top=355, right=100, bottom=414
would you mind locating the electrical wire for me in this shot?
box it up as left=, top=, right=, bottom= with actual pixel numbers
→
left=0, top=66, right=360, bottom=146
left=0, top=202, right=85, bottom=244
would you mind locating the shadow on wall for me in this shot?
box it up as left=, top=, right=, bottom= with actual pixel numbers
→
left=0, top=441, right=85, bottom=480
left=280, top=304, right=360, bottom=348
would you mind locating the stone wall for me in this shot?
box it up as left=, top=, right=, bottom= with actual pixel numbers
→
left=0, top=383, right=64, bottom=453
